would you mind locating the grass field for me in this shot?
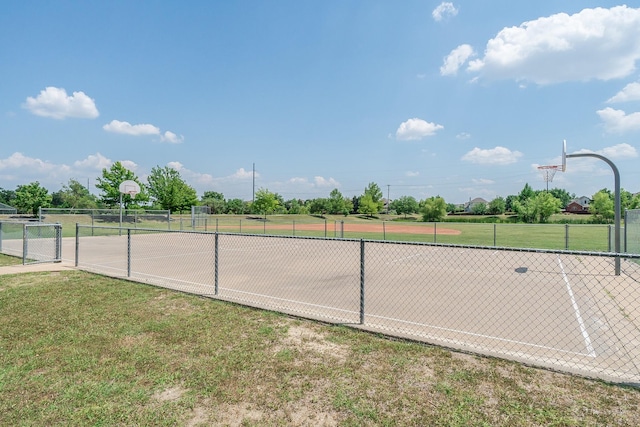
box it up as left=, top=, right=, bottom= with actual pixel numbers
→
left=1, top=265, right=639, bottom=426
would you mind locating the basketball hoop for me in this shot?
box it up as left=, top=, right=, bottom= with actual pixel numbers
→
left=118, top=180, right=141, bottom=233
left=537, top=165, right=560, bottom=191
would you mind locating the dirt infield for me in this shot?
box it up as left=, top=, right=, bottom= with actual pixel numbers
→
left=222, top=222, right=462, bottom=235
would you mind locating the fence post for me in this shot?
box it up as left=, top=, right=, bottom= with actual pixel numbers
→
left=434, top=222, right=437, bottom=243
left=216, top=218, right=219, bottom=233
left=75, top=223, right=79, bottom=267
left=205, top=218, right=208, bottom=232
left=493, top=223, right=497, bottom=246
left=565, top=224, right=569, bottom=250
left=22, top=223, right=27, bottom=265
left=383, top=221, right=386, bottom=240
left=624, top=210, right=628, bottom=253
left=55, top=224, right=62, bottom=262
left=240, top=219, right=242, bottom=234
left=38, top=206, right=42, bottom=222
left=214, top=232, right=219, bottom=295
left=293, top=220, right=295, bottom=236
left=127, top=228, right=131, bottom=278
left=360, top=239, right=365, bottom=325
left=0, top=222, right=3, bottom=252
left=608, top=225, right=612, bottom=252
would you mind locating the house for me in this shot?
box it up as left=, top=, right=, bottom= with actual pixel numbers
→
left=565, top=196, right=591, bottom=213
left=464, top=197, right=489, bottom=213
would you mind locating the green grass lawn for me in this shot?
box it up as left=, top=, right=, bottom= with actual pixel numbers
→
left=1, top=270, right=638, bottom=426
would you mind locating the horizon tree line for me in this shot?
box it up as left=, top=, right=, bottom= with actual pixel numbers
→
left=1, top=162, right=639, bottom=224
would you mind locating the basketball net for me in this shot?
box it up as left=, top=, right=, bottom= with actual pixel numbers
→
left=537, top=165, right=560, bottom=191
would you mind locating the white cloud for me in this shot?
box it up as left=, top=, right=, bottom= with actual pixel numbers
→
left=599, top=143, right=638, bottom=159
left=103, top=120, right=183, bottom=143
left=103, top=120, right=160, bottom=136
left=120, top=160, right=139, bottom=172
left=160, top=131, right=185, bottom=144
left=405, top=171, right=420, bottom=177
left=461, top=5, right=640, bottom=84
left=596, top=107, right=640, bottom=133
left=167, top=161, right=184, bottom=171
left=575, top=143, right=638, bottom=159
left=472, top=178, right=495, bottom=184
left=74, top=153, right=112, bottom=170
left=440, top=44, right=474, bottom=76
left=395, top=118, right=444, bottom=140
left=0, top=152, right=60, bottom=172
left=456, top=132, right=471, bottom=140
left=231, top=168, right=254, bottom=180
left=166, top=161, right=214, bottom=185
left=461, top=146, right=523, bottom=165
left=607, top=81, right=640, bottom=103
left=432, top=2, right=458, bottom=22
left=314, top=176, right=340, bottom=187
left=23, top=86, right=99, bottom=119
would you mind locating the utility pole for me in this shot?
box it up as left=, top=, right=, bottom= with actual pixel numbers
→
left=387, top=184, right=390, bottom=214
left=252, top=163, right=255, bottom=203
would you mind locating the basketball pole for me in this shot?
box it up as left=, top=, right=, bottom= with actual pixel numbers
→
left=566, top=152, right=621, bottom=275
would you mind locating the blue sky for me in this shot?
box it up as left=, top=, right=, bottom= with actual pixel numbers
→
left=1, top=1, right=639, bottom=204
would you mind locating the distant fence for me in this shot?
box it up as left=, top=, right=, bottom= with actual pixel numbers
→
left=0, top=221, right=62, bottom=264
left=39, top=208, right=171, bottom=229
left=170, top=217, right=628, bottom=253
left=0, top=202, right=17, bottom=214
left=74, top=224, right=640, bottom=383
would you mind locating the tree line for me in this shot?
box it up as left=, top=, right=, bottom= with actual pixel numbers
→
left=1, top=162, right=639, bottom=223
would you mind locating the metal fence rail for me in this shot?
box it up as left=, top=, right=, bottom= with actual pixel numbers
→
left=0, top=221, right=62, bottom=264
left=74, top=225, right=640, bottom=383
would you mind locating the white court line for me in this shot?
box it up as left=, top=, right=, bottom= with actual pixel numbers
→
left=557, top=255, right=597, bottom=358
left=366, top=313, right=593, bottom=357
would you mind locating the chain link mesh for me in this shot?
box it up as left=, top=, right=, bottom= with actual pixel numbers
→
left=0, top=222, right=61, bottom=263
left=75, top=225, right=640, bottom=383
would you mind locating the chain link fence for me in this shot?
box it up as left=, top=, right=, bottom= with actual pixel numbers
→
left=0, top=221, right=62, bottom=264
left=626, top=209, right=640, bottom=254
left=74, top=225, right=640, bottom=383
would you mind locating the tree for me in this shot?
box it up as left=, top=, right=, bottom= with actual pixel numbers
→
left=471, top=202, right=487, bottom=215
left=328, top=189, right=348, bottom=215
left=147, top=166, right=197, bottom=213
left=421, top=196, right=447, bottom=222
left=512, top=192, right=561, bottom=223
left=549, top=188, right=575, bottom=208
left=14, top=181, right=52, bottom=215
left=390, top=196, right=419, bottom=218
left=505, top=195, right=518, bottom=213
left=95, top=162, right=148, bottom=209
left=226, top=198, right=246, bottom=214
left=359, top=182, right=384, bottom=216
left=51, top=179, right=98, bottom=209
left=285, top=198, right=308, bottom=214
left=201, top=191, right=226, bottom=214
left=518, top=183, right=536, bottom=202
left=487, top=197, right=506, bottom=215
left=0, top=188, right=16, bottom=206
left=590, top=190, right=614, bottom=223
left=252, top=188, right=280, bottom=218
left=309, top=198, right=331, bottom=216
